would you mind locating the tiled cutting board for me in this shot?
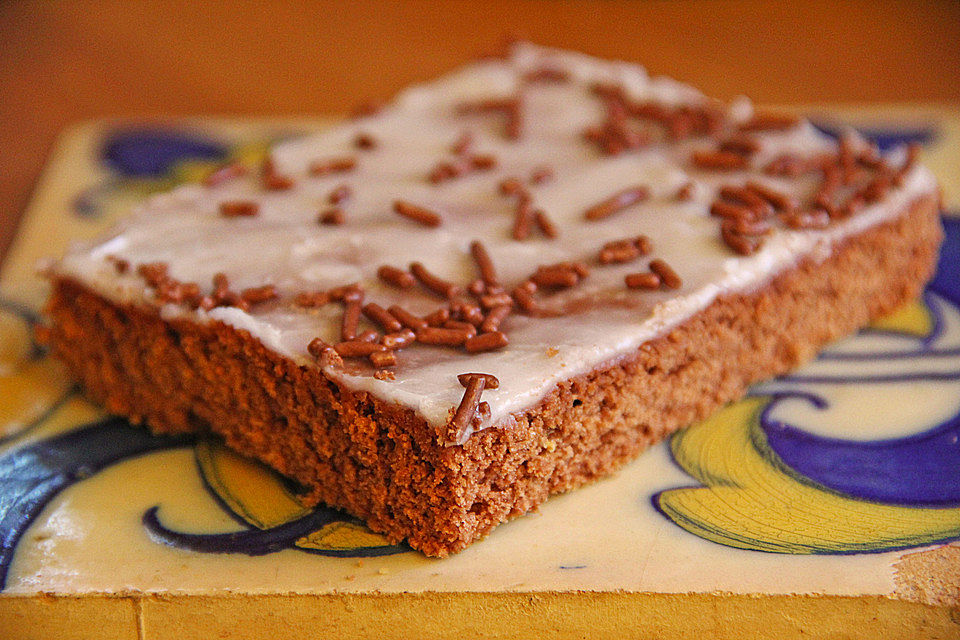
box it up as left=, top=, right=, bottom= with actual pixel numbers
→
left=0, top=108, right=957, bottom=639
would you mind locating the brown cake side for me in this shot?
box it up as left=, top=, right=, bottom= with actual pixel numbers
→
left=44, top=195, right=942, bottom=556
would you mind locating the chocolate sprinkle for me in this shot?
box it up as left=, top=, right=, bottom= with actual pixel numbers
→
left=710, top=200, right=759, bottom=222
left=721, top=217, right=771, bottom=237
left=512, top=193, right=533, bottom=240
left=262, top=159, right=294, bottom=191
left=370, top=350, right=397, bottom=368
left=354, top=133, right=377, bottom=150
left=363, top=302, right=403, bottom=333
left=511, top=281, right=539, bottom=314
left=423, top=307, right=451, bottom=327
left=410, top=262, right=461, bottom=299
left=107, top=255, right=130, bottom=274
left=764, top=154, right=809, bottom=178
left=357, top=329, right=380, bottom=343
left=457, top=372, right=500, bottom=389
left=417, top=326, right=472, bottom=346
left=377, top=265, right=416, bottom=289
left=675, top=182, right=695, bottom=201
left=307, top=338, right=343, bottom=367
left=529, top=165, right=554, bottom=185
left=394, top=200, right=442, bottom=227
left=328, top=184, right=352, bottom=205
left=341, top=295, right=363, bottom=341
left=499, top=177, right=524, bottom=195
left=624, top=272, right=660, bottom=290
left=692, top=150, right=749, bottom=171
left=318, top=208, right=346, bottom=225
left=295, top=291, right=331, bottom=308
left=479, top=292, right=513, bottom=310
left=329, top=283, right=364, bottom=302
left=219, top=201, right=259, bottom=217
left=443, top=320, right=478, bottom=338
left=240, top=285, right=278, bottom=305
left=335, top=340, right=385, bottom=357
left=469, top=240, right=499, bottom=287
left=452, top=302, right=484, bottom=326
left=137, top=262, right=169, bottom=288
left=719, top=134, right=761, bottom=156
left=721, top=226, right=763, bottom=255
left=452, top=131, right=474, bottom=155
left=480, top=305, right=511, bottom=333
left=465, top=331, right=509, bottom=353
left=309, top=157, right=357, bottom=177
left=584, top=186, right=650, bottom=220
left=745, top=181, right=797, bottom=212
left=531, top=265, right=579, bottom=289
left=649, top=259, right=682, bottom=289
left=739, top=110, right=799, bottom=132
left=718, top=186, right=770, bottom=215
left=388, top=305, right=428, bottom=331
left=598, top=238, right=650, bottom=265
left=381, top=328, right=417, bottom=349
left=533, top=210, right=558, bottom=238
left=450, top=375, right=486, bottom=441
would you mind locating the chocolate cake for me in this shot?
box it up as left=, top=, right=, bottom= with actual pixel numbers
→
left=43, top=44, right=942, bottom=556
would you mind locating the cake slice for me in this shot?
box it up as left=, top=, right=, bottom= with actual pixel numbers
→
left=44, top=44, right=942, bottom=556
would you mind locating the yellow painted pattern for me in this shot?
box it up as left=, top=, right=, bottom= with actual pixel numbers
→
left=171, top=140, right=272, bottom=186
left=0, top=307, right=74, bottom=440
left=298, top=522, right=395, bottom=552
left=195, top=439, right=394, bottom=551
left=194, top=439, right=310, bottom=530
left=657, top=397, right=960, bottom=554
left=870, top=299, right=934, bottom=336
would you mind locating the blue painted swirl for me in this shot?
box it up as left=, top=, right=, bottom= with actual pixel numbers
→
left=100, top=128, right=227, bottom=178
left=0, top=418, right=190, bottom=589
left=759, top=217, right=960, bottom=508
left=760, top=392, right=960, bottom=507
left=142, top=506, right=407, bottom=558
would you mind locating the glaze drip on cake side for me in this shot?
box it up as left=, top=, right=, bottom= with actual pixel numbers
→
left=51, top=43, right=938, bottom=443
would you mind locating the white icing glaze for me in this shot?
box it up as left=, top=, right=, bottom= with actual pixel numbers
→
left=51, top=44, right=938, bottom=443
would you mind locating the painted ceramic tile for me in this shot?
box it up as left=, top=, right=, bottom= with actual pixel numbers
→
left=0, top=111, right=957, bottom=603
